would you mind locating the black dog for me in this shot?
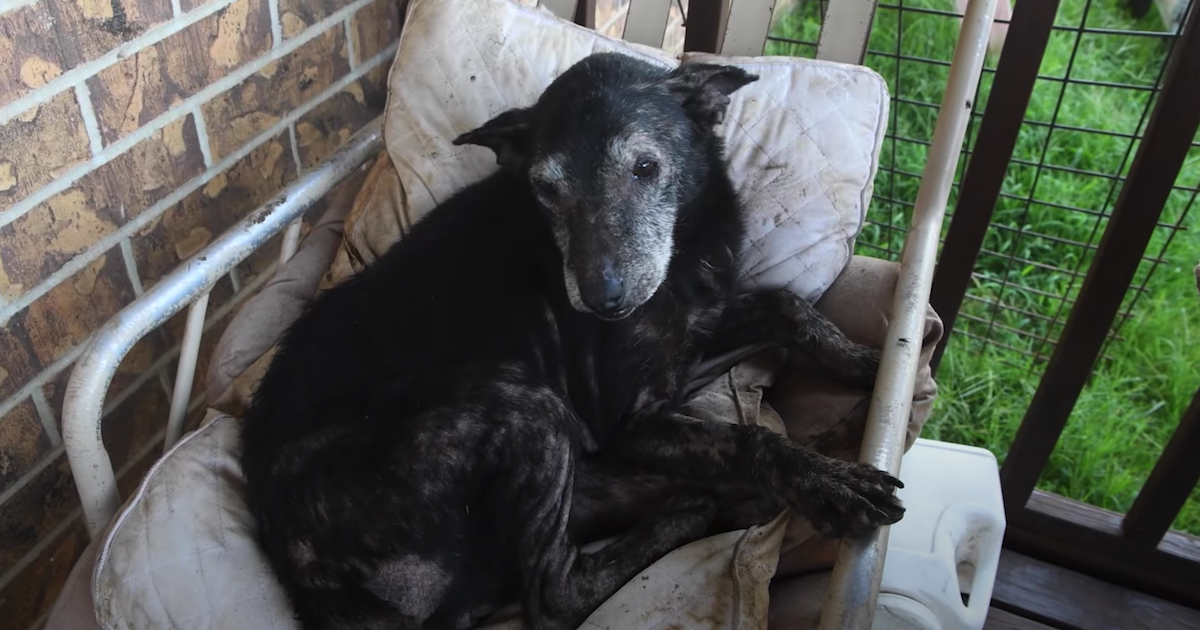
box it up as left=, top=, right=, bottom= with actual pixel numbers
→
left=240, top=52, right=904, bottom=630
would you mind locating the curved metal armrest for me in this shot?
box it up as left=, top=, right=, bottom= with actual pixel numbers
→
left=817, top=0, right=999, bottom=627
left=63, top=118, right=384, bottom=538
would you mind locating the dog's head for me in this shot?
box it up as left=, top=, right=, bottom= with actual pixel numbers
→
left=452, top=53, right=757, bottom=320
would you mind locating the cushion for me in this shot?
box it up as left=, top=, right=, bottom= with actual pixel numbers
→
left=329, top=0, right=889, bottom=304
left=93, top=364, right=793, bottom=630
left=85, top=0, right=902, bottom=627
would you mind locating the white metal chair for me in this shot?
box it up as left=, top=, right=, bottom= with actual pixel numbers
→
left=55, top=1, right=1000, bottom=628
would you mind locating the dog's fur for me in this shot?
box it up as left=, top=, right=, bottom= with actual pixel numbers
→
left=241, top=52, right=904, bottom=630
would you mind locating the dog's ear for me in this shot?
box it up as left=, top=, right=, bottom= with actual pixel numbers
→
left=664, top=64, right=758, bottom=127
left=452, top=107, right=533, bottom=171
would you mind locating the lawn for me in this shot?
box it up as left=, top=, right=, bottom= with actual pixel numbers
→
left=767, top=0, right=1200, bottom=535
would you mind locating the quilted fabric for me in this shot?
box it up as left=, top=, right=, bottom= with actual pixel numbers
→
left=362, top=0, right=889, bottom=301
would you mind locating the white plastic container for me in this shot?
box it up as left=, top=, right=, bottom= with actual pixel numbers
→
left=872, top=438, right=1006, bottom=630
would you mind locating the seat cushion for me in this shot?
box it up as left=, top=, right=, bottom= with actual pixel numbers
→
left=328, top=0, right=889, bottom=305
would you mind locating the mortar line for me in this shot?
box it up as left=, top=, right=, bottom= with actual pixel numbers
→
left=0, top=0, right=381, bottom=228
left=0, top=444, right=65, bottom=508
left=192, top=106, right=215, bottom=168
left=0, top=143, right=293, bottom=424
left=0, top=422, right=165, bottom=590
left=30, top=390, right=63, bottom=446
left=159, top=369, right=174, bottom=399
left=120, top=237, right=146, bottom=297
left=0, top=0, right=240, bottom=124
left=0, top=482, right=75, bottom=587
left=345, top=17, right=359, bottom=68
left=74, top=81, right=105, bottom=157
left=0, top=348, right=87, bottom=425
left=0, top=44, right=397, bottom=326
left=288, top=122, right=304, bottom=172
left=267, top=0, right=283, bottom=49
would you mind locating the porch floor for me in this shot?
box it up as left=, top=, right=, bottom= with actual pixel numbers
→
left=984, top=550, right=1200, bottom=629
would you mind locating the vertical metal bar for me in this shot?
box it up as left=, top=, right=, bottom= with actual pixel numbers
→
left=574, top=0, right=596, bottom=28
left=164, top=292, right=209, bottom=453
left=280, top=218, right=304, bottom=265
left=1122, top=385, right=1200, bottom=545
left=684, top=0, right=731, bottom=53
left=721, top=0, right=777, bottom=56
left=999, top=3, right=1200, bottom=513
left=928, top=0, right=1062, bottom=374
left=624, top=0, right=673, bottom=47
left=816, top=0, right=880, bottom=64
left=817, top=0, right=996, bottom=627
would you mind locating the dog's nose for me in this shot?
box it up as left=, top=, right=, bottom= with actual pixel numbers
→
left=580, top=262, right=626, bottom=317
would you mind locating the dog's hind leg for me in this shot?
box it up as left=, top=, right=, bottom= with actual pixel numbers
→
left=706, top=288, right=881, bottom=389
left=498, top=420, right=714, bottom=630
left=609, top=407, right=904, bottom=539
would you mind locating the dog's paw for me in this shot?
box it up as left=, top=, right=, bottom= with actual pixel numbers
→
left=796, top=460, right=904, bottom=539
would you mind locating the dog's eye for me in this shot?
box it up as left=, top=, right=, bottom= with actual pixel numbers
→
left=632, top=159, right=658, bottom=180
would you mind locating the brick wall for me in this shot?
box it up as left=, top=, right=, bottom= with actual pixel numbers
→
left=0, top=0, right=403, bottom=627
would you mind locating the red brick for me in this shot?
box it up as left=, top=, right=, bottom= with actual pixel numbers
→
left=0, top=115, right=205, bottom=303
left=294, top=67, right=388, bottom=168
left=351, top=0, right=404, bottom=63
left=87, top=0, right=273, bottom=144
left=0, top=0, right=173, bottom=108
left=0, top=89, right=90, bottom=208
left=18, top=248, right=137, bottom=367
left=279, top=0, right=356, bottom=39
left=0, top=452, right=79, bottom=572
left=133, top=131, right=297, bottom=284
left=102, top=376, right=168, bottom=474
left=0, top=514, right=88, bottom=629
left=202, top=27, right=351, bottom=159
left=0, top=323, right=40, bottom=402
left=0, top=399, right=52, bottom=495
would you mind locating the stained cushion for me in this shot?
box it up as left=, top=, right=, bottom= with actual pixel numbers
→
left=328, top=0, right=889, bottom=304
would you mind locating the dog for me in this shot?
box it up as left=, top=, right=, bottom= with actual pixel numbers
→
left=240, top=52, right=904, bottom=630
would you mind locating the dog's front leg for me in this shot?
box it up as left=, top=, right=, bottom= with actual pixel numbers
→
left=609, top=406, right=904, bottom=539
left=706, top=288, right=880, bottom=389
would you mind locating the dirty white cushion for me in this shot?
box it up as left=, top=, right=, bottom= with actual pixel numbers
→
left=93, top=387, right=790, bottom=630
left=366, top=0, right=889, bottom=301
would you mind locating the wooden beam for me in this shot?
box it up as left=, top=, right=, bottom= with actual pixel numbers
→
left=1123, top=385, right=1200, bottom=545
left=684, top=0, right=732, bottom=53
left=991, top=549, right=1200, bottom=630
left=984, top=608, right=1055, bottom=630
left=1006, top=491, right=1200, bottom=609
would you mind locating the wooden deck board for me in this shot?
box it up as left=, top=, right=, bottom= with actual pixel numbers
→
left=985, top=607, right=1056, bottom=630
left=990, top=549, right=1200, bottom=630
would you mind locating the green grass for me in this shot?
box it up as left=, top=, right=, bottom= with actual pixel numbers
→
left=768, top=0, right=1200, bottom=535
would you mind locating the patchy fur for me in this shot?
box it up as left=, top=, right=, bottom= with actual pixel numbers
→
left=241, top=52, right=903, bottom=630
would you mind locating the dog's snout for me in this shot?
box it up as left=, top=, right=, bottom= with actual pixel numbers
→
left=580, top=260, right=627, bottom=317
